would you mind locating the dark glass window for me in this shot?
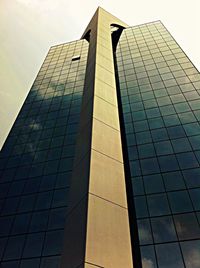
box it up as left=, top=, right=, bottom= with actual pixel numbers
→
left=3, top=235, right=25, bottom=260
left=154, top=141, right=173, bottom=155
left=131, top=177, right=144, bottom=195
left=1, top=261, right=20, bottom=268
left=11, top=213, right=31, bottom=235
left=48, top=207, right=67, bottom=230
left=29, top=211, right=49, bottom=232
left=2, top=197, right=20, bottom=215
left=155, top=243, right=184, bottom=268
left=181, top=240, right=200, bottom=268
left=20, top=259, right=40, bottom=268
left=40, top=256, right=61, bottom=268
left=151, top=216, right=177, bottom=243
left=183, top=168, right=200, bottom=188
left=42, top=230, right=63, bottom=256
left=137, top=219, right=153, bottom=245
left=18, top=195, right=36, bottom=213
left=138, top=144, right=156, bottom=158
left=141, top=245, right=157, bottom=268
left=163, top=171, right=186, bottom=191
left=174, top=213, right=200, bottom=240
left=151, top=128, right=168, bottom=142
left=134, top=196, right=148, bottom=218
left=189, top=188, right=200, bottom=210
left=23, top=233, right=45, bottom=258
left=143, top=174, right=164, bottom=194
left=140, top=158, right=160, bottom=175
left=158, top=155, right=179, bottom=172
left=147, top=193, right=170, bottom=216
left=171, top=138, right=192, bottom=153
left=168, top=191, right=193, bottom=213
left=35, top=191, right=53, bottom=210
left=0, top=238, right=7, bottom=259
left=0, top=216, right=13, bottom=237
left=176, top=152, right=199, bottom=169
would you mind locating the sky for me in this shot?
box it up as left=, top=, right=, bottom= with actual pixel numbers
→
left=0, top=0, right=199, bottom=149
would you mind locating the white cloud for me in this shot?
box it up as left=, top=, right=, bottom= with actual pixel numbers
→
left=142, top=257, right=154, bottom=268
left=183, top=247, right=200, bottom=268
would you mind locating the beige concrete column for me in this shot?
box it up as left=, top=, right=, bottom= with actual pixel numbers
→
left=61, top=7, right=133, bottom=268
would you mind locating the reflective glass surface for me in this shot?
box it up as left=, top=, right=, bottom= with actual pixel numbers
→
left=0, top=40, right=88, bottom=267
left=116, top=21, right=200, bottom=267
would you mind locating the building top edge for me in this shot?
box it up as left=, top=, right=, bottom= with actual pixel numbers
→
left=49, top=20, right=163, bottom=49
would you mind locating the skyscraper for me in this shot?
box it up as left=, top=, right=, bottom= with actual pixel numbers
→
left=0, top=7, right=200, bottom=268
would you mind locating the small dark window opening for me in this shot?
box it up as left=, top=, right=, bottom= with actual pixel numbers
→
left=72, top=56, right=81, bottom=61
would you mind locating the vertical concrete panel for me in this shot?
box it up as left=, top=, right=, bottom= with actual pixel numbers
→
left=61, top=7, right=133, bottom=268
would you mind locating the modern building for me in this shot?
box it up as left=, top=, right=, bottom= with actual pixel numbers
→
left=0, top=7, right=200, bottom=268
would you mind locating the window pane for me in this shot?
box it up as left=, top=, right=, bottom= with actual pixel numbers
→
left=174, top=213, right=200, bottom=240
left=137, top=219, right=153, bottom=245
left=141, top=245, right=157, bottom=268
left=168, top=191, right=193, bottom=213
left=151, top=216, right=177, bottom=243
left=181, top=240, right=200, bottom=268
left=156, top=243, right=184, bottom=268
left=147, top=193, right=170, bottom=216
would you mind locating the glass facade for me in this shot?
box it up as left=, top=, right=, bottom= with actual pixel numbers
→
left=116, top=21, right=200, bottom=268
left=0, top=12, right=200, bottom=268
left=0, top=39, right=89, bottom=267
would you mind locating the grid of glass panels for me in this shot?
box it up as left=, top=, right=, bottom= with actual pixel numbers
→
left=0, top=39, right=88, bottom=267
left=116, top=21, right=200, bottom=268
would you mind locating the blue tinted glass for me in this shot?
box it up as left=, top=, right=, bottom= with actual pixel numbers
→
left=137, top=219, right=153, bottom=245
left=0, top=238, right=7, bottom=259
left=40, top=256, right=61, bottom=268
left=29, top=211, right=49, bottom=232
left=189, top=188, right=200, bottom=210
left=52, top=188, right=69, bottom=208
left=189, top=135, right=200, bottom=150
left=11, top=214, right=31, bottom=235
left=174, top=213, right=200, bottom=240
left=167, top=125, right=186, bottom=139
left=143, top=174, right=164, bottom=194
left=147, top=194, right=170, bottom=216
left=151, top=216, right=177, bottom=243
left=20, top=259, right=40, bottom=268
left=154, top=141, right=173, bottom=155
left=134, top=196, right=148, bottom=218
left=140, top=158, right=160, bottom=175
left=138, top=144, right=156, bottom=158
left=23, top=233, right=45, bottom=258
left=18, top=195, right=36, bottom=212
left=35, top=191, right=53, bottom=210
left=131, top=177, right=144, bottom=195
left=171, top=137, right=192, bottom=153
left=1, top=261, right=20, bottom=268
left=141, top=245, right=157, bottom=268
left=168, top=191, right=193, bottom=213
left=42, top=230, right=63, bottom=256
left=183, top=168, right=200, bottom=187
left=156, top=243, right=184, bottom=268
left=158, top=155, right=179, bottom=172
left=130, top=160, right=141, bottom=176
left=183, top=122, right=200, bottom=136
left=177, top=152, right=199, bottom=169
left=163, top=171, right=186, bottom=190
left=3, top=235, right=25, bottom=260
left=0, top=216, right=13, bottom=237
left=136, top=131, right=152, bottom=144
left=48, top=207, right=67, bottom=230
left=181, top=240, right=200, bottom=268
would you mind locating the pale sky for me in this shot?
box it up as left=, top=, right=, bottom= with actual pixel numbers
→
left=0, top=0, right=199, bottom=149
